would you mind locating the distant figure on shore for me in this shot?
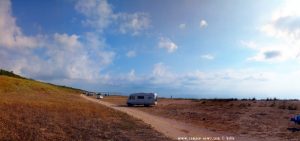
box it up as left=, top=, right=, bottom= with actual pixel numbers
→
left=291, top=114, right=300, bottom=124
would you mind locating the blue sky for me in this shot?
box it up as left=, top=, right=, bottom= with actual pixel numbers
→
left=1, top=0, right=300, bottom=99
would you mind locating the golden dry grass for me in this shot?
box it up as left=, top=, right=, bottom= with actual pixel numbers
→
left=101, top=95, right=128, bottom=106
left=0, top=76, right=171, bottom=141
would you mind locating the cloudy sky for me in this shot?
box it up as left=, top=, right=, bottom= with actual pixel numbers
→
left=1, top=0, right=300, bottom=99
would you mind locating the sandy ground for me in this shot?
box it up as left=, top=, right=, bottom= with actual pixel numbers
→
left=81, top=95, right=265, bottom=141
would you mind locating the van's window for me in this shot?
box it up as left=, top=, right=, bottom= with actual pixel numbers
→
left=137, top=96, right=144, bottom=99
left=130, top=96, right=135, bottom=100
left=148, top=96, right=151, bottom=99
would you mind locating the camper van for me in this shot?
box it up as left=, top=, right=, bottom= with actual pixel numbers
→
left=127, top=93, right=158, bottom=107
left=96, top=93, right=103, bottom=99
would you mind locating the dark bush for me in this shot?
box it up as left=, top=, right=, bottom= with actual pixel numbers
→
left=287, top=104, right=298, bottom=110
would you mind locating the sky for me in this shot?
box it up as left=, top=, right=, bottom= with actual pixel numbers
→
left=1, top=0, right=300, bottom=99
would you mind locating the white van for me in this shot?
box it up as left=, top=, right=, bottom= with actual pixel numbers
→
left=127, top=93, right=158, bottom=107
left=96, top=93, right=103, bottom=99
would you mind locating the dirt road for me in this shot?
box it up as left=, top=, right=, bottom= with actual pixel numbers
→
left=81, top=95, right=258, bottom=141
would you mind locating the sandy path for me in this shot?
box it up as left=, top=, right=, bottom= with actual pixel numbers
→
left=81, top=95, right=256, bottom=141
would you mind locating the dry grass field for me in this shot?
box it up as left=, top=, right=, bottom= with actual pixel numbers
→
left=0, top=75, right=171, bottom=141
left=102, top=96, right=300, bottom=140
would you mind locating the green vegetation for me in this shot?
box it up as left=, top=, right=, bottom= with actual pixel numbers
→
left=0, top=69, right=25, bottom=79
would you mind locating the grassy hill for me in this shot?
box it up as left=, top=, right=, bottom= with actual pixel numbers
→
left=0, top=70, right=170, bottom=141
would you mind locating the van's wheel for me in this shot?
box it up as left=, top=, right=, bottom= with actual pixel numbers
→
left=144, top=104, right=150, bottom=107
left=127, top=103, right=133, bottom=107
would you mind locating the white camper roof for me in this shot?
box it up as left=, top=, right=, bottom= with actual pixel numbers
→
left=129, top=93, right=157, bottom=96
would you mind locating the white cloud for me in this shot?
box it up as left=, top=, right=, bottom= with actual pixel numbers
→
left=240, top=40, right=258, bottom=49
left=260, top=0, right=300, bottom=42
left=75, top=0, right=114, bottom=32
left=241, top=40, right=299, bottom=62
left=97, top=50, right=115, bottom=66
left=22, top=33, right=114, bottom=81
left=0, top=0, right=40, bottom=48
left=158, top=37, right=178, bottom=53
left=85, top=32, right=106, bottom=48
left=67, top=60, right=300, bottom=98
left=200, top=20, right=208, bottom=28
left=152, top=62, right=168, bottom=77
left=117, top=63, right=292, bottom=98
left=82, top=32, right=115, bottom=66
left=54, top=33, right=82, bottom=49
left=49, top=34, right=113, bottom=81
left=150, top=65, right=274, bottom=92
left=127, top=69, right=137, bottom=82
left=179, top=23, right=186, bottom=29
left=126, top=50, right=136, bottom=58
left=150, top=62, right=178, bottom=85
left=118, top=13, right=150, bottom=36
left=0, top=0, right=115, bottom=83
left=75, top=0, right=150, bottom=35
left=241, top=0, right=300, bottom=63
left=201, top=54, right=214, bottom=60
left=240, top=40, right=287, bottom=62
left=246, top=44, right=298, bottom=62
